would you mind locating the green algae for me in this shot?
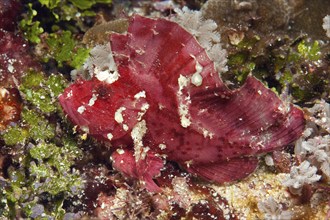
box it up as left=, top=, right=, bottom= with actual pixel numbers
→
left=19, top=3, right=44, bottom=44
left=0, top=68, right=84, bottom=218
left=2, top=126, right=29, bottom=146
left=69, top=0, right=112, bottom=10
left=45, top=30, right=90, bottom=68
left=20, top=71, right=66, bottom=113
left=2, top=132, right=83, bottom=218
left=226, top=33, right=329, bottom=103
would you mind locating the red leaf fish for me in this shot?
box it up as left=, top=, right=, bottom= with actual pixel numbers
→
left=59, top=15, right=305, bottom=191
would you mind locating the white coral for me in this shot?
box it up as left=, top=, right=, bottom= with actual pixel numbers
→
left=257, top=197, right=292, bottom=220
left=323, top=15, right=330, bottom=38
left=172, top=7, right=228, bottom=73
left=294, top=100, right=330, bottom=183
left=301, top=135, right=330, bottom=179
left=282, top=161, right=321, bottom=195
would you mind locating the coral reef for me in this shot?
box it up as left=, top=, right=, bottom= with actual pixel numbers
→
left=82, top=19, right=129, bottom=46
left=300, top=135, right=330, bottom=180
left=0, top=71, right=84, bottom=218
left=0, top=0, right=330, bottom=219
left=294, top=100, right=330, bottom=180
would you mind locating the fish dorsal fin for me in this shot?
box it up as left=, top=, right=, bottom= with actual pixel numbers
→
left=110, top=15, right=225, bottom=112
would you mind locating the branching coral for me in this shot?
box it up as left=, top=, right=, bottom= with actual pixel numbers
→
left=300, top=135, right=330, bottom=180
left=294, top=100, right=330, bottom=182
left=282, top=160, right=321, bottom=195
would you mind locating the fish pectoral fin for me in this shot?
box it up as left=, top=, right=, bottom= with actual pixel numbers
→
left=111, top=149, right=163, bottom=192
left=185, top=157, right=259, bottom=183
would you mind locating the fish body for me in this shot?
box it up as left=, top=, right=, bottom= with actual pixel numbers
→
left=59, top=15, right=305, bottom=191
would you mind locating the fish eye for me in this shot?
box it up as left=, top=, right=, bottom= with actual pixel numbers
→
left=95, top=84, right=112, bottom=99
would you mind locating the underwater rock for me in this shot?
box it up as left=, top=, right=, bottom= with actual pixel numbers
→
left=201, top=0, right=305, bottom=34
left=291, top=0, right=330, bottom=40
left=59, top=15, right=305, bottom=191
left=202, top=0, right=330, bottom=40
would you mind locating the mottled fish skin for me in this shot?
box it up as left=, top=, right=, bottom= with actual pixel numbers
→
left=59, top=15, right=305, bottom=190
